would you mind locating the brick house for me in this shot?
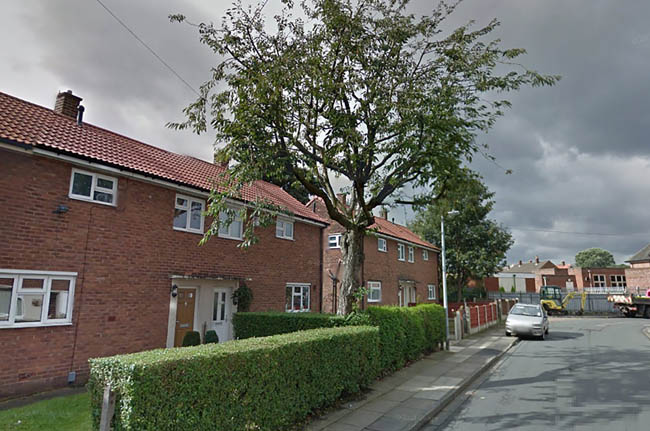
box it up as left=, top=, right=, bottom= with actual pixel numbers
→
left=625, top=243, right=650, bottom=293
left=0, top=90, right=327, bottom=399
left=568, top=267, right=627, bottom=292
left=490, top=257, right=576, bottom=293
left=307, top=197, right=440, bottom=312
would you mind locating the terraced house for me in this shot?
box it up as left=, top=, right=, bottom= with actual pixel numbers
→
left=0, top=90, right=327, bottom=399
left=307, top=197, right=440, bottom=312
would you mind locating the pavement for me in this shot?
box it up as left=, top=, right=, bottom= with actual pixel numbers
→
left=305, top=325, right=518, bottom=431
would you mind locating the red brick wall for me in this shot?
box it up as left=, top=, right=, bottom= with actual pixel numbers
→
left=311, top=199, right=439, bottom=313
left=0, top=149, right=323, bottom=398
left=570, top=267, right=627, bottom=290
left=625, top=268, right=650, bottom=292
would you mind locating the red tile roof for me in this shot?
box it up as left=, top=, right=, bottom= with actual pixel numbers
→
left=305, top=197, right=438, bottom=250
left=371, top=217, right=439, bottom=251
left=0, top=91, right=326, bottom=224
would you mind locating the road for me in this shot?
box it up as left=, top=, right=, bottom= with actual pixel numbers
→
left=423, top=317, right=650, bottom=431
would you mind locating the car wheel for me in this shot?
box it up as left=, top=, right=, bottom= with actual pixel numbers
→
left=539, top=330, right=545, bottom=341
left=505, top=330, right=511, bottom=337
left=545, top=327, right=549, bottom=335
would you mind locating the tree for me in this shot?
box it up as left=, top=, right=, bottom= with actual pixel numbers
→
left=169, top=0, right=558, bottom=314
left=575, top=248, right=616, bottom=268
left=410, top=171, right=513, bottom=301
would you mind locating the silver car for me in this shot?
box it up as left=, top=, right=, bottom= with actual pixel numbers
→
left=505, top=303, right=549, bottom=340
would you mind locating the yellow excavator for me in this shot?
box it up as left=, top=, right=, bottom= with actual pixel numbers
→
left=540, top=285, right=586, bottom=315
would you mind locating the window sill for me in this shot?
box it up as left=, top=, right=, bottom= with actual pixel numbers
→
left=368, top=299, right=381, bottom=303
left=217, top=234, right=244, bottom=241
left=69, top=195, right=116, bottom=207
left=276, top=236, right=295, bottom=241
left=0, top=321, right=73, bottom=329
left=378, top=249, right=387, bottom=253
left=173, top=227, right=204, bottom=235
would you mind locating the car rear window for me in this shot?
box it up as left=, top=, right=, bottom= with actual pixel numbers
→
left=510, top=305, right=542, bottom=317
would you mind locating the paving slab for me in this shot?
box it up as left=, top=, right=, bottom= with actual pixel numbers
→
left=304, top=325, right=518, bottom=431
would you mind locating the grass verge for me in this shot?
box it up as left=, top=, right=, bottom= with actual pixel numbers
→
left=0, top=392, right=91, bottom=431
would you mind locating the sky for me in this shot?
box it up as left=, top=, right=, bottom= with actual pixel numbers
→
left=2, top=0, right=649, bottom=266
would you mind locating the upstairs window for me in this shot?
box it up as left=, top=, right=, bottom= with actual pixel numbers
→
left=397, top=244, right=405, bottom=261
left=218, top=207, right=243, bottom=240
left=593, top=274, right=606, bottom=288
left=428, top=284, right=437, bottom=300
left=173, top=195, right=205, bottom=233
left=368, top=281, right=381, bottom=302
left=69, top=169, right=117, bottom=205
left=328, top=234, right=342, bottom=248
left=0, top=270, right=76, bottom=328
left=422, top=250, right=429, bottom=261
left=378, top=238, right=387, bottom=252
left=276, top=219, right=294, bottom=240
left=408, top=246, right=415, bottom=263
left=286, top=284, right=310, bottom=312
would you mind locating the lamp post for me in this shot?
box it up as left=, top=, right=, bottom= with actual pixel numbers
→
left=441, top=209, right=459, bottom=350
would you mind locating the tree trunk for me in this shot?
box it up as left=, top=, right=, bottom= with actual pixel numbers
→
left=338, top=228, right=365, bottom=315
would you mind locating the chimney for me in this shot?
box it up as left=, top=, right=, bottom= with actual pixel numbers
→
left=535, top=256, right=539, bottom=264
left=561, top=260, right=566, bottom=266
left=380, top=207, right=388, bottom=219
left=518, top=260, right=522, bottom=265
left=54, top=90, right=82, bottom=119
left=336, top=193, right=347, bottom=205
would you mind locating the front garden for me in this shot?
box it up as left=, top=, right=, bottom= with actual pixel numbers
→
left=1, top=304, right=445, bottom=431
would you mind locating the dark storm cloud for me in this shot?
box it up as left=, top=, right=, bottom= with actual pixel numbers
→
left=2, top=0, right=650, bottom=265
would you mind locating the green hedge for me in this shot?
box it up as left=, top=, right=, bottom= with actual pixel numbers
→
left=88, top=326, right=380, bottom=431
left=367, top=304, right=445, bottom=371
left=232, top=311, right=349, bottom=339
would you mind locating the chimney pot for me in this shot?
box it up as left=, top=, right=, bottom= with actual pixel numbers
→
left=561, top=260, right=566, bottom=266
left=535, top=256, right=539, bottom=264
left=529, top=259, right=533, bottom=263
left=518, top=260, right=522, bottom=265
left=54, top=90, right=82, bottom=119
left=380, top=207, right=388, bottom=219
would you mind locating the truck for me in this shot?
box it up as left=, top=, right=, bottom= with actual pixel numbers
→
left=607, top=294, right=650, bottom=318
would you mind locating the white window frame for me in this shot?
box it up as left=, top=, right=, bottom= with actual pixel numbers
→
left=69, top=168, right=117, bottom=206
left=0, top=270, right=76, bottom=329
left=328, top=234, right=342, bottom=249
left=173, top=194, right=205, bottom=234
left=218, top=206, right=244, bottom=241
left=610, top=274, right=626, bottom=287
left=408, top=246, right=415, bottom=263
left=378, top=238, right=387, bottom=252
left=593, top=274, right=606, bottom=288
left=285, top=283, right=310, bottom=312
left=276, top=218, right=294, bottom=240
left=428, top=284, right=436, bottom=300
left=423, top=250, right=429, bottom=261
left=368, top=281, right=382, bottom=302
left=398, top=243, right=405, bottom=261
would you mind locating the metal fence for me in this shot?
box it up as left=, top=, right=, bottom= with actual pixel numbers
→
left=488, top=292, right=617, bottom=314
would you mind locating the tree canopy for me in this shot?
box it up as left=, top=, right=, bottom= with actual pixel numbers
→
left=170, top=0, right=558, bottom=313
left=575, top=248, right=616, bottom=268
left=410, top=170, right=513, bottom=301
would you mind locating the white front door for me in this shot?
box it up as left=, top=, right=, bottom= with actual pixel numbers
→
left=211, top=287, right=232, bottom=342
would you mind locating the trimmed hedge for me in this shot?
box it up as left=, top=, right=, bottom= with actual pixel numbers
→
left=232, top=311, right=348, bottom=339
left=88, top=326, right=380, bottom=431
left=367, top=304, right=445, bottom=371
left=181, top=331, right=201, bottom=347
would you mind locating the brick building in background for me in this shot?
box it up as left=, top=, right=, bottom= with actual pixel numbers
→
left=0, top=90, right=327, bottom=399
left=307, top=197, right=440, bottom=312
left=625, top=243, right=650, bottom=293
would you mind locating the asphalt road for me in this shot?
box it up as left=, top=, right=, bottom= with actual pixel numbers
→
left=423, top=317, right=650, bottom=431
